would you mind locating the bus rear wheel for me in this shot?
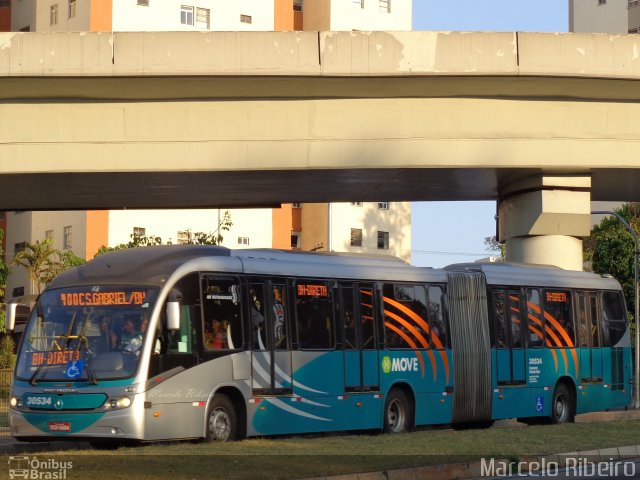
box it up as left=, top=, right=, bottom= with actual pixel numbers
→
left=207, top=394, right=238, bottom=442
left=549, top=383, right=575, bottom=424
left=383, top=389, right=412, bottom=434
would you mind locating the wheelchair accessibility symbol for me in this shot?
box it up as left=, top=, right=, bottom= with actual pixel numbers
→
left=535, top=396, right=544, bottom=413
left=65, top=360, right=85, bottom=379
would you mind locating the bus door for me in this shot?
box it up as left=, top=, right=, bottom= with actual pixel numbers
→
left=493, top=289, right=526, bottom=386
left=341, top=284, right=378, bottom=392
left=250, top=280, right=292, bottom=395
left=577, top=292, right=603, bottom=383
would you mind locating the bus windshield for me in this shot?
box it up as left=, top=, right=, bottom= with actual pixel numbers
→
left=15, top=285, right=158, bottom=383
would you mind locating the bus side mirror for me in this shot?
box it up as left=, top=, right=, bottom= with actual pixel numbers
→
left=166, top=302, right=180, bottom=331
left=5, top=303, right=17, bottom=332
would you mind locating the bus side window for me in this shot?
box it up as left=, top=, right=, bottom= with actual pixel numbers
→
left=509, top=290, right=523, bottom=348
left=359, top=286, right=376, bottom=350
left=295, top=280, right=334, bottom=350
left=427, top=285, right=448, bottom=349
left=543, top=289, right=575, bottom=347
left=526, top=289, right=544, bottom=348
left=492, top=290, right=508, bottom=348
left=382, top=284, right=429, bottom=350
left=202, top=276, right=243, bottom=351
left=601, top=291, right=627, bottom=347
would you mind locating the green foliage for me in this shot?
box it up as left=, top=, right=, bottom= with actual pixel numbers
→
left=95, top=211, right=233, bottom=256
left=10, top=238, right=86, bottom=294
left=584, top=203, right=640, bottom=324
left=0, top=228, right=8, bottom=302
left=0, top=334, right=15, bottom=371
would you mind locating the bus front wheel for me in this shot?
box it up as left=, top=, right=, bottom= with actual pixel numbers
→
left=206, top=394, right=238, bottom=442
left=383, top=389, right=412, bottom=434
left=549, top=383, right=575, bottom=424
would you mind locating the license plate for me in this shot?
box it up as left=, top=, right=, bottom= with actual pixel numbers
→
left=48, top=422, right=71, bottom=432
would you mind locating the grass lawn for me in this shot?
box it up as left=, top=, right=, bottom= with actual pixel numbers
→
left=3, top=420, right=640, bottom=479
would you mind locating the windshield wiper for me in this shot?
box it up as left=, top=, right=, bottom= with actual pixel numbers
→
left=29, top=361, right=46, bottom=386
left=77, top=336, right=98, bottom=385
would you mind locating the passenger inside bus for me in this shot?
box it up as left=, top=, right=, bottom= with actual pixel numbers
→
left=205, top=318, right=228, bottom=349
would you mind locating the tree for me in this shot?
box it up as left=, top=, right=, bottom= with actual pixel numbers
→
left=584, top=203, right=640, bottom=324
left=11, top=239, right=60, bottom=295
left=0, top=228, right=8, bottom=302
left=484, top=235, right=506, bottom=259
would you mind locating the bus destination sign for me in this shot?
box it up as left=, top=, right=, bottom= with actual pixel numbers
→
left=59, top=291, right=146, bottom=307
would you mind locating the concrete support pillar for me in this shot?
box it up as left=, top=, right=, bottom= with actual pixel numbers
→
left=498, top=176, right=591, bottom=271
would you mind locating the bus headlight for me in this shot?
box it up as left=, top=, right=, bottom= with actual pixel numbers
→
left=104, top=396, right=132, bottom=410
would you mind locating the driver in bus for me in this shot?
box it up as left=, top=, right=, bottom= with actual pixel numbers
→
left=120, top=314, right=144, bottom=355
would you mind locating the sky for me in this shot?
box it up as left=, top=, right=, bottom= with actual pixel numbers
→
left=409, top=0, right=569, bottom=268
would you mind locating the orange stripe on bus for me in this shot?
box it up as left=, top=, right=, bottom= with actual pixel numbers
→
left=383, top=296, right=450, bottom=382
left=528, top=314, right=568, bottom=371
left=383, top=310, right=430, bottom=349
left=384, top=322, right=426, bottom=378
left=542, top=311, right=579, bottom=377
left=384, top=311, right=436, bottom=381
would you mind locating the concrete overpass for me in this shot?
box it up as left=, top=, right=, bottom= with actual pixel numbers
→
left=1, top=30, right=640, bottom=269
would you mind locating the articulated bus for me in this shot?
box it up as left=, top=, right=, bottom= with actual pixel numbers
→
left=5, top=245, right=632, bottom=444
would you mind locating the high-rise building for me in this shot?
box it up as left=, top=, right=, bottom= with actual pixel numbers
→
left=569, top=0, right=640, bottom=34
left=5, top=1, right=413, bottom=297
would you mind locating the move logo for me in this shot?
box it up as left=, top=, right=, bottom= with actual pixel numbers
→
left=381, top=356, right=419, bottom=373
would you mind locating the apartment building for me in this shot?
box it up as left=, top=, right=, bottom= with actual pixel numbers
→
left=569, top=0, right=640, bottom=34
left=5, top=0, right=413, bottom=296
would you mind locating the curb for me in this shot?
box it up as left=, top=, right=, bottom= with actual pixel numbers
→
left=304, top=445, right=640, bottom=480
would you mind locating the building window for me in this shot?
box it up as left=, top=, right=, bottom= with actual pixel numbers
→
left=181, top=5, right=194, bottom=25
left=177, top=230, right=189, bottom=244
left=379, top=0, right=390, bottom=13
left=240, top=14, right=252, bottom=24
left=598, top=0, right=606, bottom=4
left=68, top=0, right=76, bottom=18
left=350, top=228, right=363, bottom=247
left=291, top=230, right=301, bottom=249
left=351, top=202, right=363, bottom=207
left=133, top=227, right=146, bottom=236
left=50, top=4, right=58, bottom=26
left=378, top=202, right=389, bottom=210
left=630, top=27, right=640, bottom=33
left=630, top=0, right=639, bottom=7
left=196, top=7, right=210, bottom=28
left=13, top=287, right=25, bottom=298
left=0, top=1, right=10, bottom=8
left=353, top=0, right=364, bottom=7
left=14, top=242, right=26, bottom=255
left=292, top=203, right=301, bottom=208
left=293, top=0, right=302, bottom=12
left=377, top=231, right=389, bottom=250
left=45, top=230, right=54, bottom=241
left=238, top=236, right=250, bottom=245
left=137, top=0, right=150, bottom=5
left=19, top=26, right=31, bottom=32
left=63, top=226, right=72, bottom=249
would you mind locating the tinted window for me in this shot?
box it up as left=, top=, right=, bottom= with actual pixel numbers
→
left=509, top=291, right=523, bottom=348
left=383, top=284, right=429, bottom=349
left=526, top=289, right=544, bottom=348
left=202, top=277, right=242, bottom=350
left=544, top=290, right=574, bottom=347
left=602, top=291, right=628, bottom=346
left=296, top=281, right=334, bottom=350
left=493, top=291, right=508, bottom=348
left=359, top=287, right=376, bottom=350
left=427, top=285, right=448, bottom=349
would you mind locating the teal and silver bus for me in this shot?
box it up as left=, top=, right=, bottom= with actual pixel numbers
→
left=5, top=245, right=632, bottom=444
